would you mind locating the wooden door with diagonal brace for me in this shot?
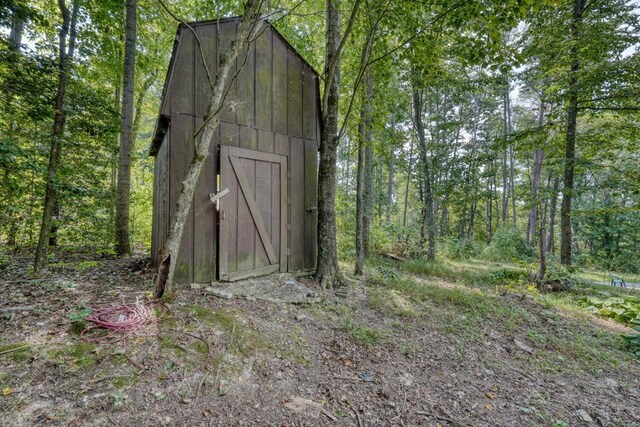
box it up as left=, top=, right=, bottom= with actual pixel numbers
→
left=218, top=145, right=287, bottom=281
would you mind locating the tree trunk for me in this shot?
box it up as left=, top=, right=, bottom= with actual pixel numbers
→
left=535, top=175, right=552, bottom=282
left=315, top=0, right=363, bottom=288
left=501, top=148, right=508, bottom=227
left=34, top=0, right=79, bottom=273
left=9, top=7, right=24, bottom=50
left=547, top=174, right=560, bottom=254
left=316, top=0, right=342, bottom=288
left=354, top=109, right=366, bottom=275
left=402, top=133, right=414, bottom=228
left=115, top=0, right=137, bottom=256
left=154, top=0, right=263, bottom=298
left=362, top=71, right=374, bottom=260
left=527, top=102, right=546, bottom=245
left=386, top=116, right=395, bottom=225
left=560, top=0, right=585, bottom=265
left=412, top=85, right=435, bottom=261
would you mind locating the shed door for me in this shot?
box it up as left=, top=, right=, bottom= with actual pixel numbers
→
left=218, top=145, right=287, bottom=281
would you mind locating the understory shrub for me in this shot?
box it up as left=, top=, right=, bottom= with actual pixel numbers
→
left=482, top=226, right=533, bottom=262
left=443, top=238, right=480, bottom=260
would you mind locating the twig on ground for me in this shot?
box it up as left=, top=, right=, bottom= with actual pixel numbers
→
left=333, top=375, right=361, bottom=382
left=0, top=345, right=30, bottom=356
left=321, top=408, right=337, bottom=422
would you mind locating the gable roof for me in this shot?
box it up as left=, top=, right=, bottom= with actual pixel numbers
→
left=149, top=16, right=321, bottom=156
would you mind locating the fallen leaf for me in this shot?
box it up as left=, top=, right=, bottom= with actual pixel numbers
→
left=485, top=392, right=496, bottom=399
left=343, top=359, right=353, bottom=366
left=484, top=403, right=493, bottom=410
left=514, top=339, right=534, bottom=354
left=2, top=387, right=13, bottom=396
left=283, top=396, right=323, bottom=418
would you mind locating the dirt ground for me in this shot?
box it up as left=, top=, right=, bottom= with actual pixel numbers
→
left=1, top=250, right=639, bottom=426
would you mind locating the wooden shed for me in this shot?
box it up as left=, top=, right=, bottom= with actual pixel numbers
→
left=149, top=17, right=320, bottom=284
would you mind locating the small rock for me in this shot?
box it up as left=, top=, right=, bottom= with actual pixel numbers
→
left=359, top=371, right=375, bottom=382
left=182, top=397, right=192, bottom=404
left=190, top=283, right=206, bottom=290
left=514, top=339, right=534, bottom=354
left=285, top=279, right=298, bottom=286
left=577, top=409, right=593, bottom=423
left=295, top=314, right=307, bottom=321
left=204, top=287, right=233, bottom=300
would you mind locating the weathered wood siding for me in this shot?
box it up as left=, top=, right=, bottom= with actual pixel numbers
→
left=152, top=19, right=320, bottom=284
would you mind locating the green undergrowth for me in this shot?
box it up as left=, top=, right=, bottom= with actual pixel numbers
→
left=363, top=256, right=638, bottom=370
left=343, top=317, right=386, bottom=347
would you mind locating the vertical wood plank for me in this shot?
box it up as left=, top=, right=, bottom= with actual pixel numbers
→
left=287, top=53, right=303, bottom=138
left=280, top=157, right=287, bottom=272
left=236, top=40, right=255, bottom=127
left=220, top=122, right=239, bottom=147
left=152, top=152, right=159, bottom=266
left=255, top=160, right=271, bottom=268
left=193, top=120, right=217, bottom=283
left=255, top=27, right=272, bottom=131
left=218, top=146, right=230, bottom=277
left=258, top=129, right=274, bottom=153
left=272, top=35, right=287, bottom=134
left=239, top=125, right=257, bottom=150
left=302, top=65, right=317, bottom=140
left=271, top=162, right=281, bottom=270
left=219, top=20, right=237, bottom=124
left=236, top=157, right=256, bottom=271
left=275, top=133, right=289, bottom=156
left=289, top=137, right=304, bottom=271
left=194, top=23, right=218, bottom=118
left=304, top=139, right=318, bottom=270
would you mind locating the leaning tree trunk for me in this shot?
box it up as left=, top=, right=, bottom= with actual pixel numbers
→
left=115, top=0, right=137, bottom=256
left=34, top=0, right=79, bottom=273
left=412, top=85, right=435, bottom=261
left=560, top=0, right=584, bottom=266
left=154, top=0, right=263, bottom=298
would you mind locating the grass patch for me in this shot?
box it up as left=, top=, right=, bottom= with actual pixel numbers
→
left=343, top=318, right=385, bottom=347
left=48, top=342, right=99, bottom=369
left=0, top=342, right=31, bottom=362
left=186, top=305, right=271, bottom=356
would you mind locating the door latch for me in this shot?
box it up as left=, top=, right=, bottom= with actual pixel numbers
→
left=209, top=188, right=230, bottom=209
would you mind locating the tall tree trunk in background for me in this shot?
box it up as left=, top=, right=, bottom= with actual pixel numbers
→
left=132, top=72, right=156, bottom=142
left=34, top=0, right=79, bottom=273
left=115, top=0, right=137, bottom=256
left=4, top=7, right=25, bottom=245
left=403, top=134, right=414, bottom=227
left=547, top=174, right=560, bottom=253
left=560, top=0, right=584, bottom=265
left=501, top=149, right=508, bottom=227
left=154, top=0, right=263, bottom=298
left=412, top=85, right=435, bottom=261
left=9, top=7, right=24, bottom=50
left=386, top=116, right=395, bottom=225
left=501, top=79, right=510, bottom=227
left=528, top=103, right=546, bottom=245
left=362, top=71, right=374, bottom=260
left=535, top=178, right=550, bottom=282
left=354, top=106, right=366, bottom=275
